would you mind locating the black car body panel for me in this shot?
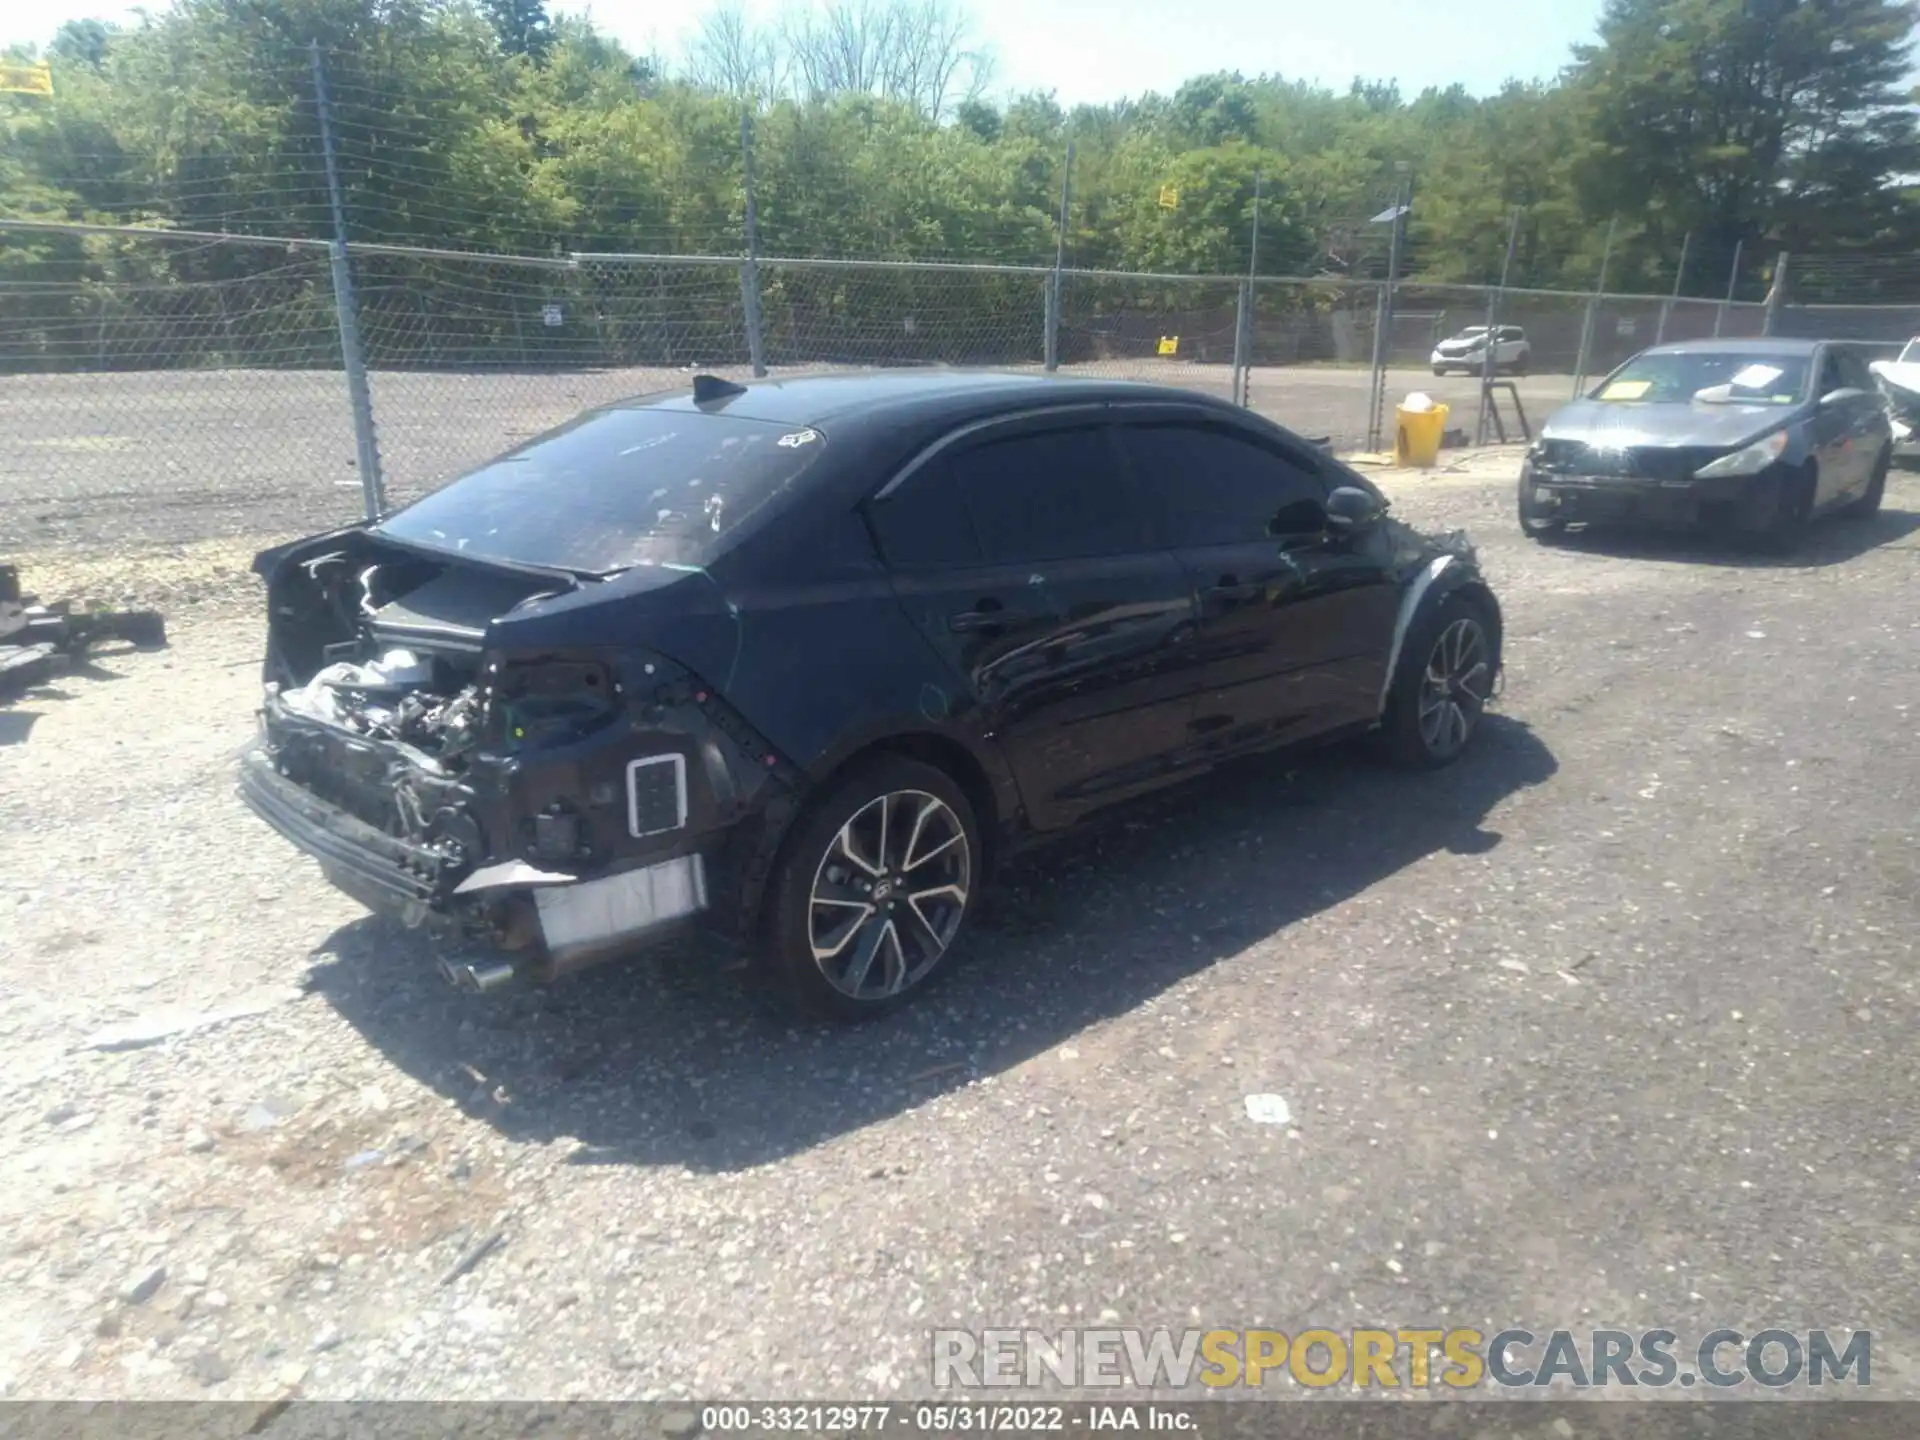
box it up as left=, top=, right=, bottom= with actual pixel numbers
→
left=240, top=372, right=1497, bottom=987
left=1522, top=338, right=1890, bottom=532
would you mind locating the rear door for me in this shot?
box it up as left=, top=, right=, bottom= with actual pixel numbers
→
left=1829, top=347, right=1889, bottom=504
left=1810, top=347, right=1862, bottom=504
left=868, top=414, right=1201, bottom=828
left=1112, top=413, right=1400, bottom=755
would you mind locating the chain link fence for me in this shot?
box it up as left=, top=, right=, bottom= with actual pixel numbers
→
left=6, top=215, right=1919, bottom=559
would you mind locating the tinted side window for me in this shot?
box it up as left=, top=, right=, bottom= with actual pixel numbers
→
left=949, top=427, right=1143, bottom=564
left=869, top=460, right=981, bottom=569
left=1836, top=349, right=1875, bottom=392
left=1818, top=351, right=1848, bottom=396
left=1116, top=423, right=1327, bottom=546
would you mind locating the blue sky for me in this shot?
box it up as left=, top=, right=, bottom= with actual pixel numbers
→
left=18, top=0, right=1606, bottom=102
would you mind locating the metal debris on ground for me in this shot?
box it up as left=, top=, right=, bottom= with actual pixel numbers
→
left=0, top=563, right=167, bottom=700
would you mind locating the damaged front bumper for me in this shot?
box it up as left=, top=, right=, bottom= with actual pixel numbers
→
left=1520, top=457, right=1789, bottom=532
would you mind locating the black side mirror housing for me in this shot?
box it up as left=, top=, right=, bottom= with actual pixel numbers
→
left=1324, top=486, right=1384, bottom=532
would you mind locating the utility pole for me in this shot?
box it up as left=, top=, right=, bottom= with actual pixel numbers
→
left=310, top=40, right=385, bottom=519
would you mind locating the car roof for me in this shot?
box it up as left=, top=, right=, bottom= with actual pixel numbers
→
left=1642, top=337, right=1824, bottom=357
left=607, top=368, right=1241, bottom=428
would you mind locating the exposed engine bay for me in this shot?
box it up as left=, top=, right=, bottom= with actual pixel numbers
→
left=240, top=530, right=783, bottom=990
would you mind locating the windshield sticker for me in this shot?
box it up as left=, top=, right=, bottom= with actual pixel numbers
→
left=1600, top=379, right=1651, bottom=401
left=1730, top=363, right=1784, bottom=389
left=777, top=428, right=821, bottom=448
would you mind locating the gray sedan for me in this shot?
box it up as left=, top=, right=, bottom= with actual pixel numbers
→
left=1518, top=338, right=1891, bottom=549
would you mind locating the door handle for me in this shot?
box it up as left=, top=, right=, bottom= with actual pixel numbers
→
left=1199, top=577, right=1263, bottom=605
left=949, top=603, right=1030, bottom=632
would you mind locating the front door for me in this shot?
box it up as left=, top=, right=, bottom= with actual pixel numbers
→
left=1112, top=416, right=1400, bottom=756
left=868, top=419, right=1202, bottom=828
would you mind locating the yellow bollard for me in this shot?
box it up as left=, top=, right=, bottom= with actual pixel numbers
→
left=1394, top=401, right=1450, bottom=467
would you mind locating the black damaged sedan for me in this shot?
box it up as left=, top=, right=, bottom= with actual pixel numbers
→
left=1519, top=338, right=1891, bottom=548
left=241, top=372, right=1502, bottom=1016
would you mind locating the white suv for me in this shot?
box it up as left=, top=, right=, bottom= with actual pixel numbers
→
left=1431, top=325, right=1530, bottom=376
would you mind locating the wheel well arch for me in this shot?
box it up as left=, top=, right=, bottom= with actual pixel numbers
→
left=817, top=731, right=1003, bottom=872
left=734, top=727, right=1008, bottom=943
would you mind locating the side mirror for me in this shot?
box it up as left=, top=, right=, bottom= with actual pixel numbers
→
left=1324, top=486, right=1385, bottom=532
left=1821, top=387, right=1865, bottom=407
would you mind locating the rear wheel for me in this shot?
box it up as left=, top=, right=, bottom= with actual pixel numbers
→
left=1377, top=592, right=1499, bottom=769
left=1841, top=445, right=1890, bottom=519
left=1508, top=353, right=1530, bottom=376
left=761, top=755, right=979, bottom=1020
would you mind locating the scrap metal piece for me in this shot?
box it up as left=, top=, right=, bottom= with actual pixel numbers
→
left=0, top=565, right=170, bottom=700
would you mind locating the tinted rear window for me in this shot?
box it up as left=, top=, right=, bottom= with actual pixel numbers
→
left=375, top=408, right=828, bottom=573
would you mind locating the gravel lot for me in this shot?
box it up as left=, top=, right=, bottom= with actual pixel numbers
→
left=2, top=449, right=1916, bottom=1407
left=2, top=362, right=1573, bottom=553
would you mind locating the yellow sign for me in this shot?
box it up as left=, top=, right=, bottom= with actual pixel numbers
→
left=1157, top=336, right=1180, bottom=356
left=1599, top=379, right=1651, bottom=401
left=0, top=60, right=53, bottom=96
left=1158, top=185, right=1179, bottom=210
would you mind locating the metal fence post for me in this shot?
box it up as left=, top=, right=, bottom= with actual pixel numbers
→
left=1045, top=141, right=1074, bottom=372
left=1364, top=176, right=1409, bottom=453
left=1763, top=251, right=1790, bottom=336
left=1655, top=230, right=1691, bottom=347
left=1714, top=238, right=1743, bottom=338
left=1475, top=208, right=1520, bottom=446
left=1571, top=217, right=1617, bottom=399
left=1043, top=273, right=1060, bottom=371
left=739, top=108, right=767, bottom=376
left=1232, top=280, right=1252, bottom=406
left=310, top=41, right=385, bottom=519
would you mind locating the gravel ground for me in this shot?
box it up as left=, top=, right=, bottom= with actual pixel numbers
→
left=2, top=362, right=1573, bottom=553
left=2, top=450, right=1916, bottom=1406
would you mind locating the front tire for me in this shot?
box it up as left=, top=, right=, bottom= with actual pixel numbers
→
left=1841, top=445, right=1889, bottom=519
left=1756, top=463, right=1816, bottom=553
left=1432, top=366, right=1448, bottom=377
left=1377, top=592, right=1499, bottom=769
left=761, top=755, right=979, bottom=1019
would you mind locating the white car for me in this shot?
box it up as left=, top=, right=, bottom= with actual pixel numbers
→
left=1431, top=324, right=1530, bottom=376
left=1867, top=337, right=1920, bottom=462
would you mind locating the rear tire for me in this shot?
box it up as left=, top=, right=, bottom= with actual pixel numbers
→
left=760, top=755, right=980, bottom=1020
left=1841, top=445, right=1890, bottom=519
left=1376, top=591, right=1500, bottom=770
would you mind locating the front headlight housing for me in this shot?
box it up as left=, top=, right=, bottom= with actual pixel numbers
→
left=1694, top=430, right=1789, bottom=478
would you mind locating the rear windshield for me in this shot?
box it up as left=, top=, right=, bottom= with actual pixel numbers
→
left=1592, top=351, right=1811, bottom=406
left=374, top=407, right=827, bottom=573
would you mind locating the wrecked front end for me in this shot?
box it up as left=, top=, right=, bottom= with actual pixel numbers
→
left=237, top=530, right=796, bottom=989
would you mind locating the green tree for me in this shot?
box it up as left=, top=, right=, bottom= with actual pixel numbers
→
left=1569, top=0, right=1920, bottom=288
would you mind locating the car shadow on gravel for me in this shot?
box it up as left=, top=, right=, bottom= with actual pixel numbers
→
left=1542, top=505, right=1919, bottom=568
left=305, top=715, right=1557, bottom=1172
